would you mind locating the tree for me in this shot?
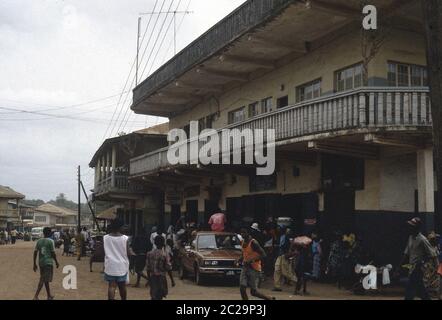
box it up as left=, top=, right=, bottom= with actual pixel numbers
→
left=422, top=0, right=442, bottom=231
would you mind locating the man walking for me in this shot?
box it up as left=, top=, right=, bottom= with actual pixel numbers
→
left=33, top=227, right=59, bottom=300
left=239, top=228, right=274, bottom=300
left=402, top=217, right=436, bottom=300
left=10, top=228, right=17, bottom=244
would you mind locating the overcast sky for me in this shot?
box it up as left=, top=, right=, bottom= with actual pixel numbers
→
left=0, top=0, right=246, bottom=202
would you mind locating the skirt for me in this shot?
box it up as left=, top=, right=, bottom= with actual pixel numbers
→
left=149, top=275, right=168, bottom=300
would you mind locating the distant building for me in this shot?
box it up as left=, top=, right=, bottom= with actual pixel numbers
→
left=32, top=203, right=77, bottom=229
left=0, top=186, right=25, bottom=229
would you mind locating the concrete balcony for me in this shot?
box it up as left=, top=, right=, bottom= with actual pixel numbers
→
left=94, top=172, right=145, bottom=201
left=130, top=87, right=432, bottom=178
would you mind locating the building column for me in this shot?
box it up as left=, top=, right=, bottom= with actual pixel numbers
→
left=107, top=150, right=111, bottom=179
left=95, top=158, right=101, bottom=188
left=111, top=145, right=117, bottom=187
left=101, top=155, right=106, bottom=180
left=417, top=148, right=435, bottom=214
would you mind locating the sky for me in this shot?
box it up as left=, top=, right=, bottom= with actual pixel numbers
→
left=0, top=0, right=246, bottom=202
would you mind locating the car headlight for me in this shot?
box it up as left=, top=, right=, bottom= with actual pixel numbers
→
left=204, top=260, right=219, bottom=266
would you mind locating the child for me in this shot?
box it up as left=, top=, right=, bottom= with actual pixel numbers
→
left=146, top=235, right=172, bottom=300
left=33, top=227, right=59, bottom=300
left=165, top=238, right=176, bottom=287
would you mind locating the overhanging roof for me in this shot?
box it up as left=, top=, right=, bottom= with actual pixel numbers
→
left=89, top=124, right=168, bottom=167
left=0, top=186, right=25, bottom=200
left=131, top=0, right=422, bottom=118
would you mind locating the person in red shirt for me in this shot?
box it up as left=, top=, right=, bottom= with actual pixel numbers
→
left=208, top=209, right=226, bottom=232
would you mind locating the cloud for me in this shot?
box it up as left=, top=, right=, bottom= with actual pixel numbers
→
left=0, top=0, right=246, bottom=201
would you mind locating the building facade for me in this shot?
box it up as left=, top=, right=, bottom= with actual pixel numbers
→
left=0, top=186, right=25, bottom=229
left=90, top=125, right=168, bottom=234
left=121, top=0, right=434, bottom=264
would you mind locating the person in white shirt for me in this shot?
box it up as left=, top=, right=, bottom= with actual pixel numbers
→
left=150, top=226, right=166, bottom=251
left=103, top=219, right=134, bottom=300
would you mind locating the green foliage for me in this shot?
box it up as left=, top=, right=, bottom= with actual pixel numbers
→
left=23, top=193, right=91, bottom=214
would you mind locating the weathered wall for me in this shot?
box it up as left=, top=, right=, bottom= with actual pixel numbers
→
left=169, top=27, right=426, bottom=131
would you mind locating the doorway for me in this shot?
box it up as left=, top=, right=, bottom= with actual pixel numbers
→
left=323, top=190, right=355, bottom=234
left=186, top=200, right=198, bottom=224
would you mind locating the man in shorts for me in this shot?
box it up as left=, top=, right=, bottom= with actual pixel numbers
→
left=33, top=227, right=59, bottom=300
left=239, top=228, right=275, bottom=300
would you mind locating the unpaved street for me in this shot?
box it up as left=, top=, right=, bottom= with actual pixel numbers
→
left=0, top=241, right=402, bottom=300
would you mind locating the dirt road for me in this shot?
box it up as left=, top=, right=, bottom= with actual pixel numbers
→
left=0, top=240, right=402, bottom=300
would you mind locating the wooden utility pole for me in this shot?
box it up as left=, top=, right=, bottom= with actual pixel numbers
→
left=422, top=0, right=442, bottom=232
left=77, top=165, right=81, bottom=232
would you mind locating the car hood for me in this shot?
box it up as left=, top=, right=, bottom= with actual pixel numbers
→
left=197, top=249, right=242, bottom=259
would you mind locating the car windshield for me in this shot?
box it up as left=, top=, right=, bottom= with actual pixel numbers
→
left=197, top=234, right=241, bottom=250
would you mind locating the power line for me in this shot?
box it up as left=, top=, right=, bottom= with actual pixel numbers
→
left=122, top=0, right=192, bottom=134
left=0, top=91, right=129, bottom=115
left=116, top=0, right=178, bottom=135
left=106, top=0, right=165, bottom=139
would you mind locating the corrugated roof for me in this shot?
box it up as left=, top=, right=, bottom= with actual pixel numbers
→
left=0, top=186, right=25, bottom=199
left=34, top=203, right=77, bottom=217
left=96, top=206, right=119, bottom=220
left=135, top=122, right=169, bottom=135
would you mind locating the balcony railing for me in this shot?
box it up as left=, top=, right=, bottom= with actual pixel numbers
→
left=95, top=172, right=145, bottom=195
left=130, top=87, right=432, bottom=176
left=0, top=209, right=20, bottom=220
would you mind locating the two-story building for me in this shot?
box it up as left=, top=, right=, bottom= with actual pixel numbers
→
left=0, top=186, right=25, bottom=229
left=127, top=0, right=434, bottom=264
left=89, top=124, right=168, bottom=234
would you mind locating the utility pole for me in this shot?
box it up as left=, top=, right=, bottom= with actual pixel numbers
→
left=422, top=0, right=442, bottom=232
left=139, top=10, right=193, bottom=55
left=77, top=165, right=81, bottom=232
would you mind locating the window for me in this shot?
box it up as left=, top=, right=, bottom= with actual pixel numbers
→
left=261, top=97, right=272, bottom=114
left=335, top=63, right=363, bottom=92
left=388, top=62, right=427, bottom=87
left=228, top=107, right=246, bottom=124
left=296, top=79, right=322, bottom=102
left=34, top=216, right=46, bottom=223
left=249, top=173, right=277, bottom=192
left=277, top=96, right=289, bottom=109
left=248, top=102, right=259, bottom=118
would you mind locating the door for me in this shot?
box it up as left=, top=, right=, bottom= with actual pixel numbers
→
left=186, top=200, right=198, bottom=224
left=171, top=205, right=181, bottom=228
left=323, top=190, right=355, bottom=234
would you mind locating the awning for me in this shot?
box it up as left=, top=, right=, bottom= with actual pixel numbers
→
left=96, top=206, right=119, bottom=220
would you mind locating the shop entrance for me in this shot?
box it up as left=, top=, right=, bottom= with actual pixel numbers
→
left=185, top=200, right=198, bottom=224
left=323, top=190, right=355, bottom=234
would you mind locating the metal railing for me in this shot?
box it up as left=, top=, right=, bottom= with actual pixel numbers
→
left=130, top=87, right=432, bottom=176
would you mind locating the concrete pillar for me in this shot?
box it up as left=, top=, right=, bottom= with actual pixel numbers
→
left=417, top=148, right=435, bottom=213
left=95, top=158, right=101, bottom=188
left=111, top=145, right=117, bottom=187
left=101, top=155, right=106, bottom=180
